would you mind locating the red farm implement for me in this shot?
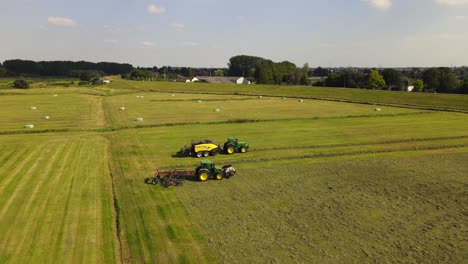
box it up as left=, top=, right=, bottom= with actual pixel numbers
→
left=146, top=160, right=237, bottom=188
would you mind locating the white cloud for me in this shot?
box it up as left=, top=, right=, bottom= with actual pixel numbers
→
left=47, top=16, right=77, bottom=27
left=435, top=0, right=468, bottom=5
left=362, top=0, right=392, bottom=10
left=141, top=41, right=155, bottom=48
left=148, top=4, right=166, bottom=14
left=455, top=15, right=466, bottom=20
left=172, top=23, right=185, bottom=32
left=104, top=39, right=118, bottom=44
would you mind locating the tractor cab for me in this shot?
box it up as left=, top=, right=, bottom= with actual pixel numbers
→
left=199, top=160, right=215, bottom=170
left=226, top=137, right=237, bottom=145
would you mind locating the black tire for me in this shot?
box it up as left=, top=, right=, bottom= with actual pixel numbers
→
left=215, top=172, right=224, bottom=180
left=196, top=152, right=203, bottom=158
left=203, top=151, right=209, bottom=157
left=197, top=170, right=211, bottom=181
left=225, top=144, right=236, bottom=154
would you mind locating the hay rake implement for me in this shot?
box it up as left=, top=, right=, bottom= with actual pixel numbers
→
left=147, top=169, right=193, bottom=188
left=146, top=160, right=237, bottom=188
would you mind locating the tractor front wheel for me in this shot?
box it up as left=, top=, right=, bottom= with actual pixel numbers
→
left=198, top=171, right=210, bottom=181
left=240, top=147, right=248, bottom=153
left=215, top=172, right=224, bottom=180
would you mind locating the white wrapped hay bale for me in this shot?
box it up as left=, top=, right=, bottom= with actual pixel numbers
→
left=258, top=96, right=263, bottom=99
left=282, top=97, right=287, bottom=100
left=42, top=116, right=50, bottom=120
left=171, top=94, right=175, bottom=97
left=298, top=99, right=304, bottom=103
left=30, top=106, right=37, bottom=110
left=375, top=108, right=382, bottom=112
left=197, top=100, right=202, bottom=103
left=119, top=107, right=126, bottom=110
left=24, top=124, right=34, bottom=129
left=53, top=94, right=58, bottom=97
left=213, top=108, right=221, bottom=112
left=135, top=117, right=144, bottom=122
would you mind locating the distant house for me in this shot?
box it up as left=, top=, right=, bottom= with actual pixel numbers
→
left=97, top=77, right=111, bottom=84
left=195, top=76, right=250, bottom=85
left=388, top=80, right=414, bottom=92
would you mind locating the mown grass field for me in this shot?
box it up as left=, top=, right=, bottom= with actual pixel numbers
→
left=0, top=77, right=467, bottom=263
left=0, top=133, right=118, bottom=263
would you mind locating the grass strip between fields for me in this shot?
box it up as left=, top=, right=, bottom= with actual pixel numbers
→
left=0, top=111, right=436, bottom=136
left=121, top=87, right=468, bottom=113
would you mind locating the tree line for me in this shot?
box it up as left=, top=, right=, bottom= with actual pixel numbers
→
left=228, top=55, right=309, bottom=85
left=320, top=67, right=467, bottom=94
left=1, top=57, right=466, bottom=94
left=1, top=59, right=133, bottom=77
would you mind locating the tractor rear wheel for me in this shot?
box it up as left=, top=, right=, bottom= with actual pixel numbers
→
left=215, top=172, right=224, bottom=180
left=198, top=170, right=210, bottom=181
left=226, top=145, right=235, bottom=154
left=240, top=147, right=247, bottom=153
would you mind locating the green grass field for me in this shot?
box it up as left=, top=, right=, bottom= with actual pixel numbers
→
left=0, top=77, right=467, bottom=263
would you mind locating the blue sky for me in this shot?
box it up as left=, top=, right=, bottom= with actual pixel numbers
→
left=1, top=0, right=467, bottom=67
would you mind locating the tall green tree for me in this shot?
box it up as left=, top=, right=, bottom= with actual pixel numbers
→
left=438, top=67, right=459, bottom=93
left=413, top=79, right=424, bottom=92
left=300, top=63, right=310, bottom=85
left=228, top=55, right=264, bottom=77
left=422, top=67, right=459, bottom=93
left=367, top=70, right=386, bottom=89
left=458, top=79, right=468, bottom=94
left=214, top=69, right=224, bottom=76
left=382, top=68, right=404, bottom=90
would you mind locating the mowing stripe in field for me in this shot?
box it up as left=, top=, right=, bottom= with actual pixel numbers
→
left=0, top=136, right=118, bottom=263
left=0, top=144, right=46, bottom=219
left=0, top=148, right=30, bottom=183
left=109, top=133, right=215, bottom=263
left=7, top=143, right=69, bottom=259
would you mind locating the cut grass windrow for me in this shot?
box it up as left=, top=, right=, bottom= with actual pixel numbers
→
left=253, top=135, right=468, bottom=151
left=158, top=143, right=467, bottom=170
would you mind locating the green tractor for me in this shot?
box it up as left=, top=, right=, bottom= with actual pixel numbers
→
left=223, top=137, right=249, bottom=154
left=195, top=160, right=237, bottom=181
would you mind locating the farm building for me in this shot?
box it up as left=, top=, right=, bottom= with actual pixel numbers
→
left=195, top=76, right=250, bottom=85
left=97, top=77, right=111, bottom=84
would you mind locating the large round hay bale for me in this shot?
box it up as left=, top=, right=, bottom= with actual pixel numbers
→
left=135, top=117, right=144, bottom=122
left=24, top=124, right=34, bottom=129
left=119, top=107, right=126, bottom=110
left=298, top=99, right=304, bottom=103
left=42, top=116, right=50, bottom=120
left=213, top=108, right=221, bottom=112
left=258, top=96, right=263, bottom=99
left=30, top=106, right=37, bottom=110
left=375, top=108, right=382, bottom=112
left=197, top=100, right=202, bottom=103
left=53, top=94, right=58, bottom=97
left=282, top=97, right=287, bottom=100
